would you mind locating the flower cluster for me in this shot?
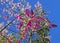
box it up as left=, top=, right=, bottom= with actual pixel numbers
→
left=0, top=0, right=57, bottom=43
left=15, top=1, right=57, bottom=39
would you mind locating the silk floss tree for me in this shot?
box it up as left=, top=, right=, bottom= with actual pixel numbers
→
left=0, top=0, right=57, bottom=43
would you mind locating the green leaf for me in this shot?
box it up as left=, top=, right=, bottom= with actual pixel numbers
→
left=32, top=39, right=43, bottom=43
left=37, top=29, right=44, bottom=36
left=44, top=38, right=50, bottom=43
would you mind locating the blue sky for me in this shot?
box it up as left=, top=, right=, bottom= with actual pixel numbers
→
left=0, top=0, right=60, bottom=43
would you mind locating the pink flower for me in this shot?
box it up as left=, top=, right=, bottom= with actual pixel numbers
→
left=20, top=27, right=26, bottom=39
left=35, top=22, right=41, bottom=28
left=48, top=24, right=57, bottom=28
left=17, top=22, right=23, bottom=29
left=21, top=27, right=27, bottom=34
left=31, top=15, right=35, bottom=18
left=25, top=9, right=35, bottom=18
left=8, top=36, right=13, bottom=43
left=16, top=40, right=20, bottom=43
left=22, top=29, right=26, bottom=34
left=25, top=9, right=30, bottom=17
left=16, top=15, right=23, bottom=20
left=30, top=10, right=35, bottom=18
left=4, top=15, right=8, bottom=20
left=31, top=10, right=34, bottom=15
left=27, top=20, right=32, bottom=27
left=27, top=21, right=32, bottom=30
left=37, top=17, right=45, bottom=21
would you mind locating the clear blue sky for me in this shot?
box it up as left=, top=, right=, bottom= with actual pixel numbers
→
left=0, top=0, right=60, bottom=43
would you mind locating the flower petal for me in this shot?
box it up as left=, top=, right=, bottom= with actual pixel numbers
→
left=17, top=22, right=23, bottom=29
left=48, top=24, right=57, bottom=28
left=25, top=9, right=30, bottom=17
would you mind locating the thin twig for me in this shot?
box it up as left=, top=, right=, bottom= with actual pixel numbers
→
left=0, top=18, right=16, bottom=32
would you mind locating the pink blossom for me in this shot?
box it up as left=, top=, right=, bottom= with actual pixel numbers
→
left=16, top=40, right=20, bottom=43
left=31, top=10, right=34, bottom=15
left=20, top=28, right=26, bottom=39
left=25, top=9, right=30, bottom=17
left=17, top=22, right=23, bottom=29
left=22, top=29, right=26, bottom=34
left=4, top=15, right=8, bottom=20
left=31, top=15, right=35, bottom=18
left=48, top=24, right=57, bottom=28
left=30, top=10, right=35, bottom=18
left=27, top=21, right=32, bottom=27
left=35, top=22, right=41, bottom=28
left=37, top=17, right=45, bottom=21
left=16, top=15, right=23, bottom=20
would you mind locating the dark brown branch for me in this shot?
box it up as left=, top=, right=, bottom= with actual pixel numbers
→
left=0, top=18, right=16, bottom=32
